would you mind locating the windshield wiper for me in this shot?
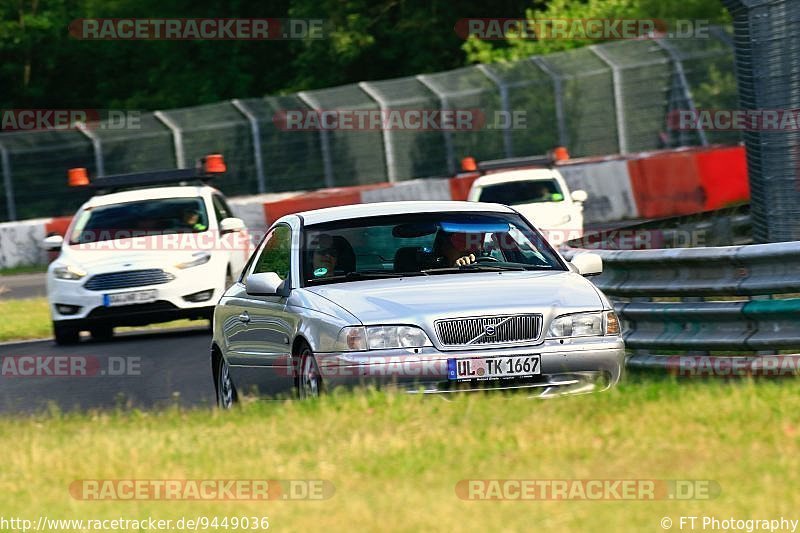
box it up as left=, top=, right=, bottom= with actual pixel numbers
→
left=422, top=264, right=526, bottom=274
left=309, top=271, right=427, bottom=284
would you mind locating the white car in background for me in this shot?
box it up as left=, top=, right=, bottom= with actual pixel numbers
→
left=468, top=168, right=588, bottom=245
left=43, top=156, right=252, bottom=345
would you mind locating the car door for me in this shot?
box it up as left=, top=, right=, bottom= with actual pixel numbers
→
left=212, top=193, right=250, bottom=278
left=224, top=223, right=296, bottom=397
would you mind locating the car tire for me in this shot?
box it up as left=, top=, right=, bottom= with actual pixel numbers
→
left=90, top=325, right=114, bottom=342
left=298, top=344, right=323, bottom=399
left=216, top=355, right=237, bottom=409
left=53, top=322, right=80, bottom=345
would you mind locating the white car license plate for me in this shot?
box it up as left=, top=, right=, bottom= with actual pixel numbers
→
left=103, top=289, right=158, bottom=307
left=447, top=355, right=541, bottom=381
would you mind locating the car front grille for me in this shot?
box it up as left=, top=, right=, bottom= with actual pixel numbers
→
left=84, top=269, right=175, bottom=291
left=435, top=314, right=542, bottom=346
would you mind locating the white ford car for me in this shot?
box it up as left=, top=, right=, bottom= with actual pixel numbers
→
left=44, top=157, right=252, bottom=344
left=468, top=167, right=588, bottom=246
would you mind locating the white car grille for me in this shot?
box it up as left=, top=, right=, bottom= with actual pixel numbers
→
left=435, top=314, right=542, bottom=346
left=84, top=269, right=175, bottom=291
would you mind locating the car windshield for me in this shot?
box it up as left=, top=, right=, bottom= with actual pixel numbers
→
left=477, top=179, right=564, bottom=205
left=69, top=197, right=209, bottom=244
left=303, top=211, right=566, bottom=286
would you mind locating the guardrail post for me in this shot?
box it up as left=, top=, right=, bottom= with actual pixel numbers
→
left=530, top=56, right=569, bottom=149
left=297, top=92, right=335, bottom=188
left=358, top=82, right=398, bottom=183
left=653, top=37, right=709, bottom=147
left=0, top=142, right=16, bottom=221
left=76, top=122, right=106, bottom=177
left=154, top=111, right=186, bottom=168
left=589, top=45, right=628, bottom=154
left=476, top=64, right=513, bottom=158
left=231, top=99, right=267, bottom=193
left=416, top=74, right=456, bottom=175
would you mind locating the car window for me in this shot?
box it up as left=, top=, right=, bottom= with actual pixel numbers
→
left=477, top=179, right=564, bottom=205
left=251, top=225, right=291, bottom=280
left=69, top=197, right=209, bottom=244
left=212, top=194, right=233, bottom=222
left=303, top=212, right=565, bottom=285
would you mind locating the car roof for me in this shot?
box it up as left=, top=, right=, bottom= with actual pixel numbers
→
left=471, top=168, right=563, bottom=187
left=83, top=185, right=217, bottom=209
left=293, top=200, right=515, bottom=226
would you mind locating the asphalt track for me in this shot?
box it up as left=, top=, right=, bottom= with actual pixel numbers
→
left=0, top=327, right=216, bottom=414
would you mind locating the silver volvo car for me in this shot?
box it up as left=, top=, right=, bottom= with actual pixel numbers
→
left=211, top=201, right=624, bottom=407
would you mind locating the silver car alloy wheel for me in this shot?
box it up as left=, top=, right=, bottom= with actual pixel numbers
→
left=300, top=347, right=321, bottom=399
left=218, top=357, right=235, bottom=409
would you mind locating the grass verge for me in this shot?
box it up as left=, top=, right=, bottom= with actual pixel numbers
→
left=1, top=379, right=799, bottom=531
left=0, top=264, right=47, bottom=276
left=0, top=297, right=206, bottom=342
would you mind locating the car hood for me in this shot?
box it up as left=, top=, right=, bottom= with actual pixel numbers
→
left=305, top=271, right=605, bottom=336
left=54, top=238, right=206, bottom=273
left=514, top=202, right=576, bottom=227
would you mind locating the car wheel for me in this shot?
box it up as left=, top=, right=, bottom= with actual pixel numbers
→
left=53, top=322, right=80, bottom=345
left=298, top=344, right=323, bottom=399
left=217, top=356, right=237, bottom=409
left=90, top=325, right=114, bottom=342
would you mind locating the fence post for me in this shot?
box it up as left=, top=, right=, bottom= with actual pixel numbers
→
left=231, top=99, right=267, bottom=193
left=530, top=56, right=569, bottom=149
left=76, top=122, right=106, bottom=177
left=358, top=82, right=398, bottom=183
left=154, top=111, right=186, bottom=168
left=0, top=142, right=15, bottom=221
left=476, top=64, right=513, bottom=158
left=653, top=37, right=709, bottom=147
left=416, top=74, right=456, bottom=175
left=589, top=45, right=628, bottom=154
left=297, top=92, right=335, bottom=188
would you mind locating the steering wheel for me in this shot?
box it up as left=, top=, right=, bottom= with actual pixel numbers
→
left=475, top=255, right=500, bottom=263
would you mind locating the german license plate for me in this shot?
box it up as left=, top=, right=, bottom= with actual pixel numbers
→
left=103, top=289, right=158, bottom=307
left=447, top=355, right=541, bottom=381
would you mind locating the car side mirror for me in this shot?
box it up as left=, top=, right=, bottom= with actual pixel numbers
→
left=245, top=272, right=285, bottom=296
left=220, top=217, right=245, bottom=234
left=570, top=252, right=602, bottom=277
left=42, top=234, right=64, bottom=251
left=570, top=189, right=588, bottom=203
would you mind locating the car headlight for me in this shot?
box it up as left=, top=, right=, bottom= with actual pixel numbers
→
left=175, top=252, right=211, bottom=269
left=547, top=311, right=620, bottom=338
left=334, top=325, right=432, bottom=351
left=53, top=264, right=87, bottom=280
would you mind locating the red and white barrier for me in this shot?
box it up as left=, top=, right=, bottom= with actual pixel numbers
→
left=0, top=145, right=750, bottom=269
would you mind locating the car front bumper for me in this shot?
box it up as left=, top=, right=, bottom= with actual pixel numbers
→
left=314, top=337, right=625, bottom=397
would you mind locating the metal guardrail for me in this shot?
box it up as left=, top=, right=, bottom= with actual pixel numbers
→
left=562, top=213, right=800, bottom=369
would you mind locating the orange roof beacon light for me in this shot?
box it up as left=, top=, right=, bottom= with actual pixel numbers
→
left=552, top=146, right=570, bottom=162
left=461, top=156, right=478, bottom=172
left=67, top=168, right=90, bottom=187
left=203, top=154, right=227, bottom=174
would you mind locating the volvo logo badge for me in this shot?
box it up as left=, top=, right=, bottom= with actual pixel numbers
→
left=484, top=325, right=496, bottom=336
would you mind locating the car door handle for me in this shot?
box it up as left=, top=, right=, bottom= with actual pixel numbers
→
left=238, top=311, right=250, bottom=323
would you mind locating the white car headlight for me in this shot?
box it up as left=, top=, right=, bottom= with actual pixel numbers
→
left=53, top=264, right=87, bottom=280
left=175, top=252, right=211, bottom=269
left=547, top=311, right=619, bottom=338
left=334, top=325, right=432, bottom=351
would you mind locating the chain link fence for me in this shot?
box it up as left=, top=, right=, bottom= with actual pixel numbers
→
left=0, top=29, right=738, bottom=222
